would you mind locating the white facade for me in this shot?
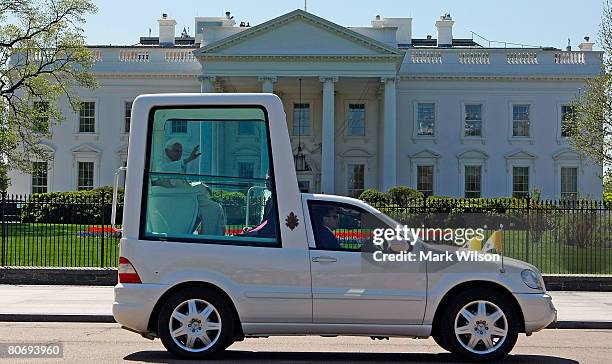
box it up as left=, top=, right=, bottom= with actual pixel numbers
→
left=8, top=9, right=603, bottom=199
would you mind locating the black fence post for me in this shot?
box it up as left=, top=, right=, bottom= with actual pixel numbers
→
left=1, top=192, right=5, bottom=267
left=525, top=194, right=531, bottom=264
left=100, top=190, right=105, bottom=268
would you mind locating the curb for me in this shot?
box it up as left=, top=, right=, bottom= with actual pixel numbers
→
left=0, top=314, right=611, bottom=330
left=0, top=314, right=115, bottom=323
left=547, top=321, right=612, bottom=330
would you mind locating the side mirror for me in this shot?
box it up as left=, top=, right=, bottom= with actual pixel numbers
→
left=388, top=238, right=412, bottom=253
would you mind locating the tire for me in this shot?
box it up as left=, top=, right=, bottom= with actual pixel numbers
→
left=157, top=287, right=235, bottom=359
left=439, top=288, right=519, bottom=362
left=432, top=333, right=451, bottom=352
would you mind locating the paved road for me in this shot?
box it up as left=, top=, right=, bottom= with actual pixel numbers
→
left=0, top=323, right=611, bottom=363
left=1, top=285, right=611, bottom=324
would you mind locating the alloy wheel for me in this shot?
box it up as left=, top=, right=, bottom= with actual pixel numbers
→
left=168, top=298, right=222, bottom=353
left=453, top=300, right=508, bottom=355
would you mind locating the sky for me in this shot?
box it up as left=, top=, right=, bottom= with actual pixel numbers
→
left=83, top=0, right=604, bottom=50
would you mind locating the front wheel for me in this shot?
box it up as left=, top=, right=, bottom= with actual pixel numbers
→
left=157, top=287, right=235, bottom=359
left=440, top=289, right=519, bottom=361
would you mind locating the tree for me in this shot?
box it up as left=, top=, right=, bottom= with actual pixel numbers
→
left=0, top=0, right=97, bottom=192
left=567, top=1, right=612, bottom=182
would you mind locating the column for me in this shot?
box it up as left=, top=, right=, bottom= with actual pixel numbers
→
left=257, top=76, right=277, bottom=93
left=199, top=75, right=216, bottom=93
left=198, top=75, right=217, bottom=173
left=381, top=77, right=397, bottom=191
left=320, top=76, right=338, bottom=194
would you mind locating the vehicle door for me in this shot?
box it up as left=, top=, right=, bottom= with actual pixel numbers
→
left=304, top=197, right=427, bottom=325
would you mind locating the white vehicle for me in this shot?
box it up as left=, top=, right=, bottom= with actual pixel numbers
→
left=113, top=93, right=556, bottom=361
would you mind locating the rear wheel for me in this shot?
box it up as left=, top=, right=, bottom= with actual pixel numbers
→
left=157, top=287, right=235, bottom=359
left=440, top=289, right=519, bottom=361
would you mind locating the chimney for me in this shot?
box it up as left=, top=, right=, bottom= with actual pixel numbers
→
left=383, top=18, right=413, bottom=45
left=158, top=13, right=177, bottom=47
left=579, top=36, right=594, bottom=51
left=371, top=14, right=385, bottom=28
left=435, top=13, right=454, bottom=47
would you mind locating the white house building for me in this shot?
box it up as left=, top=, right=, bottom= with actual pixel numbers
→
left=8, top=9, right=604, bottom=199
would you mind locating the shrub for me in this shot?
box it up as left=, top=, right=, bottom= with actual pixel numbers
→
left=359, top=189, right=390, bottom=205
left=20, top=187, right=124, bottom=224
left=387, top=186, right=423, bottom=204
left=604, top=192, right=612, bottom=208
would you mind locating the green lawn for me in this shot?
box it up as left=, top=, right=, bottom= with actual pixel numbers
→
left=495, top=230, right=612, bottom=274
left=0, top=223, right=119, bottom=267
left=1, top=223, right=611, bottom=274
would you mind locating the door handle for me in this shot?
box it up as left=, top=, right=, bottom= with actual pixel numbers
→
left=312, top=256, right=337, bottom=263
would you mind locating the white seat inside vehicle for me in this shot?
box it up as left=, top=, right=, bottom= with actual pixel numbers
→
left=146, top=186, right=199, bottom=235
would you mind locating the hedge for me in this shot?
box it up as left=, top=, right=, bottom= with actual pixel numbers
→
left=19, top=186, right=268, bottom=226
left=20, top=187, right=123, bottom=224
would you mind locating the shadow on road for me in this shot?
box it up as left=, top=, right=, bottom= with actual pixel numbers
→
left=124, top=350, right=579, bottom=363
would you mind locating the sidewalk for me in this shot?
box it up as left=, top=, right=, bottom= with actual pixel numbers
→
left=0, top=285, right=610, bottom=328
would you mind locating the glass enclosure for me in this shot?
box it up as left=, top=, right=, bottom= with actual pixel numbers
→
left=142, top=106, right=279, bottom=246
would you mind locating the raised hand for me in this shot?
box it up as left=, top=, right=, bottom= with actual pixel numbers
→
left=185, top=145, right=202, bottom=163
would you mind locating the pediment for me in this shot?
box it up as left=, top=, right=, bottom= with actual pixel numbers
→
left=552, top=148, right=581, bottom=160
left=71, top=143, right=102, bottom=154
left=195, top=10, right=403, bottom=58
left=410, top=149, right=441, bottom=159
left=38, top=141, right=56, bottom=153
left=114, top=144, right=128, bottom=156
left=457, top=149, right=489, bottom=160
left=504, top=150, right=537, bottom=160
left=341, top=148, right=372, bottom=158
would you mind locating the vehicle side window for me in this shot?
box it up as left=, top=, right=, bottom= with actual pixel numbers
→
left=308, top=201, right=386, bottom=252
left=142, top=106, right=279, bottom=247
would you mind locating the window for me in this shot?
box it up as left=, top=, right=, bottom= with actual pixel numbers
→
left=464, top=165, right=482, bottom=198
left=78, top=161, right=94, bottom=191
left=170, top=120, right=188, bottom=134
left=292, top=103, right=310, bottom=135
left=79, top=102, right=96, bottom=133
left=416, top=103, right=435, bottom=136
left=238, top=121, right=256, bottom=135
left=33, top=101, right=49, bottom=133
left=124, top=101, right=132, bottom=133
left=347, top=103, right=365, bottom=136
left=512, top=104, right=530, bottom=137
left=347, top=163, right=365, bottom=198
left=416, top=165, right=434, bottom=197
left=512, top=166, right=529, bottom=198
left=560, top=167, right=578, bottom=199
left=31, top=161, right=48, bottom=193
left=561, top=105, right=575, bottom=137
left=143, top=106, right=279, bottom=247
left=298, top=180, right=310, bottom=193
left=238, top=162, right=254, bottom=178
left=308, top=200, right=388, bottom=251
left=464, top=104, right=482, bottom=137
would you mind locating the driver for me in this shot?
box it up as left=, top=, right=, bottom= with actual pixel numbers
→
left=312, top=205, right=342, bottom=250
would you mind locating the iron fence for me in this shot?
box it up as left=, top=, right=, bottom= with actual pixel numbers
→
left=1, top=192, right=611, bottom=274
left=0, top=191, right=122, bottom=268
left=366, top=197, right=612, bottom=275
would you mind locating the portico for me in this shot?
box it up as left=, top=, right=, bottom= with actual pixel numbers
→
left=193, top=10, right=405, bottom=195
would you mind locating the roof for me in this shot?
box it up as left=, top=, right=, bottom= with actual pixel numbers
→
left=138, top=37, right=196, bottom=46
left=195, top=9, right=404, bottom=57
left=407, top=38, right=482, bottom=48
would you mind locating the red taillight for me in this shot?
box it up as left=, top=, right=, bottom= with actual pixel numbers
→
left=118, top=257, right=141, bottom=284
